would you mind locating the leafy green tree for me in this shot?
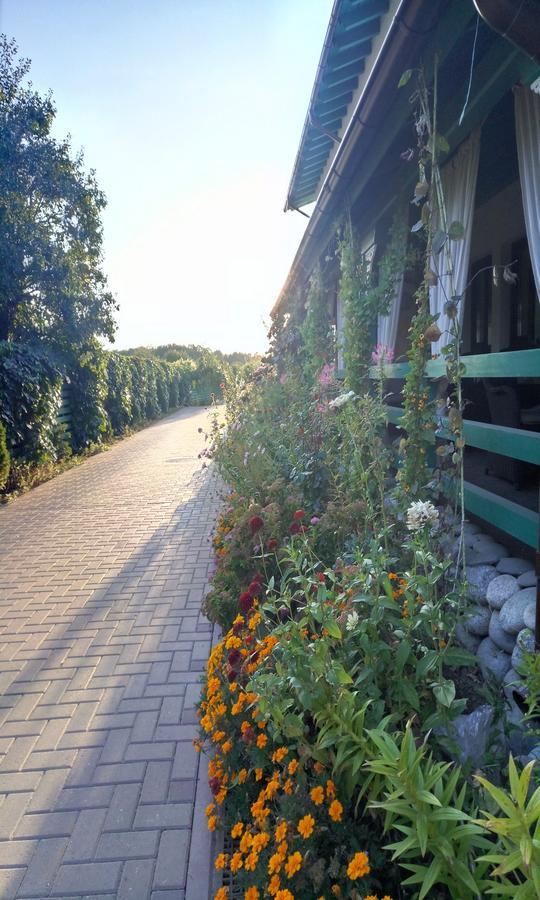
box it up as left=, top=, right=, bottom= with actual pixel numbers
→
left=0, top=36, right=116, bottom=347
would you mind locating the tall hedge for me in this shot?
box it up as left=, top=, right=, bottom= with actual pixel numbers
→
left=68, top=343, right=110, bottom=451
left=106, top=353, right=133, bottom=434
left=0, top=422, right=10, bottom=490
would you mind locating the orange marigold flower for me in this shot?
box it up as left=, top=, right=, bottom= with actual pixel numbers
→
left=240, top=721, right=251, bottom=735
left=255, top=768, right=263, bottom=781
left=313, top=762, right=325, bottom=774
left=268, top=852, right=283, bottom=875
left=310, top=786, right=325, bottom=805
left=268, top=875, right=281, bottom=896
left=266, top=778, right=279, bottom=799
left=288, top=759, right=298, bottom=775
left=275, top=891, right=294, bottom=900
left=285, top=851, right=302, bottom=877
left=222, top=740, right=232, bottom=754
left=274, top=821, right=287, bottom=843
left=238, top=769, right=248, bottom=784
left=244, top=851, right=259, bottom=871
left=331, top=886, right=341, bottom=896
left=277, top=841, right=288, bottom=858
left=297, top=814, right=315, bottom=839
left=347, top=851, right=370, bottom=879
left=251, top=832, right=270, bottom=852
left=214, top=853, right=228, bottom=870
left=230, top=851, right=243, bottom=873
left=214, top=888, right=228, bottom=900
left=388, top=572, right=398, bottom=580
left=205, top=803, right=215, bottom=817
left=244, top=889, right=260, bottom=900
left=326, top=779, right=336, bottom=798
left=207, top=815, right=217, bottom=832
left=328, top=799, right=343, bottom=822
left=231, top=821, right=244, bottom=838
left=256, top=734, right=268, bottom=749
left=272, top=747, right=288, bottom=764
left=283, top=778, right=293, bottom=795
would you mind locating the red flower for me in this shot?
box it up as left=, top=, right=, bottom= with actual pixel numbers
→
left=293, top=509, right=305, bottom=520
left=248, top=581, right=261, bottom=597
left=267, top=538, right=279, bottom=551
left=219, top=382, right=225, bottom=389
left=209, top=776, right=221, bottom=795
left=316, top=572, right=326, bottom=583
left=245, top=634, right=254, bottom=645
left=239, top=592, right=254, bottom=614
left=289, top=521, right=301, bottom=535
left=252, top=571, right=264, bottom=583
left=228, top=649, right=241, bottom=667
left=227, top=667, right=237, bottom=682
left=249, top=515, right=264, bottom=535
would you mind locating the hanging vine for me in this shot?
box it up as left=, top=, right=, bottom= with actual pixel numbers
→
left=300, top=263, right=335, bottom=382
left=338, top=210, right=410, bottom=393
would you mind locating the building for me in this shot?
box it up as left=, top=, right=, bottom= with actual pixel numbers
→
left=272, top=0, right=540, bottom=562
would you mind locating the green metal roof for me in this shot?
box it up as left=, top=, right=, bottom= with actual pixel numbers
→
left=285, top=0, right=390, bottom=211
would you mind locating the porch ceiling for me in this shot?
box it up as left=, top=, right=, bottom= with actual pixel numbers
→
left=284, top=0, right=390, bottom=212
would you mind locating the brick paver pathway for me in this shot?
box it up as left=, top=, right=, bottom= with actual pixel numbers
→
left=0, top=408, right=220, bottom=900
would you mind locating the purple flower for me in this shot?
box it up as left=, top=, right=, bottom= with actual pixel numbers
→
left=371, top=344, right=394, bottom=365
left=318, top=363, right=336, bottom=386
left=310, top=516, right=321, bottom=525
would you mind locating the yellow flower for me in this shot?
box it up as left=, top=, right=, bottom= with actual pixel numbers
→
left=231, top=821, right=244, bottom=838
left=240, top=831, right=252, bottom=853
left=266, top=778, right=279, bottom=799
left=230, top=851, right=243, bottom=873
left=297, top=814, right=315, bottom=839
left=287, top=758, right=298, bottom=775
left=268, top=852, right=283, bottom=875
left=365, top=896, right=378, bottom=900
left=328, top=799, right=343, bottom=822
left=275, top=821, right=287, bottom=843
left=248, top=612, right=262, bottom=629
left=310, top=786, right=324, bottom=805
left=285, top=851, right=302, bottom=877
left=222, top=740, right=232, bottom=754
left=244, top=851, right=259, bottom=871
left=277, top=840, right=288, bottom=858
left=244, top=889, right=260, bottom=900
left=256, top=734, right=268, bottom=749
left=382, top=896, right=393, bottom=899
left=251, top=832, right=270, bottom=852
left=207, top=815, right=217, bottom=832
left=212, top=731, right=226, bottom=742
left=347, top=851, right=370, bottom=879
left=205, top=803, right=215, bottom=817
left=214, top=889, right=228, bottom=900
left=214, top=853, right=228, bottom=870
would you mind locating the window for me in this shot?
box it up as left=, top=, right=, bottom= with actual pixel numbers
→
left=509, top=238, right=537, bottom=349
left=468, top=255, right=492, bottom=353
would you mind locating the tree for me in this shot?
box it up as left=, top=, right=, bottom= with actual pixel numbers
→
left=0, top=36, right=117, bottom=347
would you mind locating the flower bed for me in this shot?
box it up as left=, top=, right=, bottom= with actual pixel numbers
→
left=196, top=367, right=540, bottom=899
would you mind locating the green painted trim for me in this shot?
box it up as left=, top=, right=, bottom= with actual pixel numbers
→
left=370, top=348, right=540, bottom=380
left=463, top=480, right=538, bottom=549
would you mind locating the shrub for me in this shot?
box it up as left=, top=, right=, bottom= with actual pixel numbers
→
left=68, top=342, right=109, bottom=451
left=0, top=421, right=10, bottom=489
left=105, top=353, right=133, bottom=434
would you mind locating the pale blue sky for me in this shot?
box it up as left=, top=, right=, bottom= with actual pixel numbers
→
left=1, top=0, right=331, bottom=352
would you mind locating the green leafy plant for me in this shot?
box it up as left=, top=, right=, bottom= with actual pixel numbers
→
left=475, top=756, right=540, bottom=898
left=0, top=421, right=10, bottom=490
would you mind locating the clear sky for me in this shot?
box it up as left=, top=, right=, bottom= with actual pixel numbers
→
left=1, top=0, right=331, bottom=353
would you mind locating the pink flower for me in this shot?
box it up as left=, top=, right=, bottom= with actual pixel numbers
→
left=279, top=373, right=288, bottom=384
left=318, top=363, right=336, bottom=386
left=310, top=516, right=321, bottom=525
left=316, top=403, right=327, bottom=413
left=371, top=344, right=394, bottom=365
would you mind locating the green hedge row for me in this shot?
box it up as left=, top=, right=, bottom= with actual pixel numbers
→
left=0, top=341, right=203, bottom=490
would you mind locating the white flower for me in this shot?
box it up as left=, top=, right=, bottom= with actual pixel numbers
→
left=406, top=500, right=439, bottom=533
left=328, top=391, right=356, bottom=409
left=345, top=611, right=359, bottom=631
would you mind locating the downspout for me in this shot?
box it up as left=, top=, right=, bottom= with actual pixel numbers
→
left=472, top=0, right=540, bottom=65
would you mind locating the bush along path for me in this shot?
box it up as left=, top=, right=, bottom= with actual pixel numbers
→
left=0, top=407, right=220, bottom=899
left=196, top=367, right=540, bottom=900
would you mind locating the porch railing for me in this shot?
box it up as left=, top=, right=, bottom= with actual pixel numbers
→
left=368, top=347, right=540, bottom=551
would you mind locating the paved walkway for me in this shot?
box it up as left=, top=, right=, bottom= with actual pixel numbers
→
left=0, top=408, right=220, bottom=900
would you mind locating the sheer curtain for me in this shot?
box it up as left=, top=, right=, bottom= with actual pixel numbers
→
left=429, top=128, right=481, bottom=357
left=515, top=85, right=540, bottom=301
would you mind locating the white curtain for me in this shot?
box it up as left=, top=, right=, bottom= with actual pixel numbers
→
left=429, top=128, right=481, bottom=356
left=515, top=85, right=540, bottom=302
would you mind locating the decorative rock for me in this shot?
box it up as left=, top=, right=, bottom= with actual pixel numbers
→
left=511, top=628, right=535, bottom=671
left=465, top=605, right=491, bottom=636
left=524, top=602, right=536, bottom=631
left=496, top=557, right=533, bottom=576
left=503, top=667, right=528, bottom=702
left=489, top=611, right=517, bottom=654
left=486, top=574, right=519, bottom=610
left=455, top=622, right=481, bottom=653
left=444, top=704, right=495, bottom=767
left=499, top=588, right=536, bottom=635
left=517, top=570, right=536, bottom=588
left=476, top=637, right=511, bottom=682
left=467, top=544, right=507, bottom=566
left=465, top=564, right=497, bottom=604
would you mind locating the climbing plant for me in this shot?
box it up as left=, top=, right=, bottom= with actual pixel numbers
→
left=300, top=263, right=335, bottom=381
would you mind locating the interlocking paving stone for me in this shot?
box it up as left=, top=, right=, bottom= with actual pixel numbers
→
left=0, top=408, right=220, bottom=897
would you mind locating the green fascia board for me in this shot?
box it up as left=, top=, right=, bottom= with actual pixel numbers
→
left=463, top=481, right=538, bottom=549
left=318, top=77, right=357, bottom=101
left=327, top=41, right=372, bottom=68
left=323, top=59, right=366, bottom=86
left=370, top=349, right=540, bottom=381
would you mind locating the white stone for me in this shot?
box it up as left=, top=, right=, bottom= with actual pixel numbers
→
left=496, top=557, right=534, bottom=576
left=489, top=611, right=517, bottom=654
left=464, top=565, right=497, bottom=604
left=467, top=543, right=507, bottom=566
left=524, top=602, right=536, bottom=631
left=465, top=605, right=491, bottom=636
left=511, top=628, right=535, bottom=670
left=517, top=570, right=536, bottom=588
left=486, top=574, right=519, bottom=610
left=499, top=588, right=536, bottom=635
left=477, top=637, right=512, bottom=683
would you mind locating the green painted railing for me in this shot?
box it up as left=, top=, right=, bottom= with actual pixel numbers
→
left=370, top=348, right=540, bottom=549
